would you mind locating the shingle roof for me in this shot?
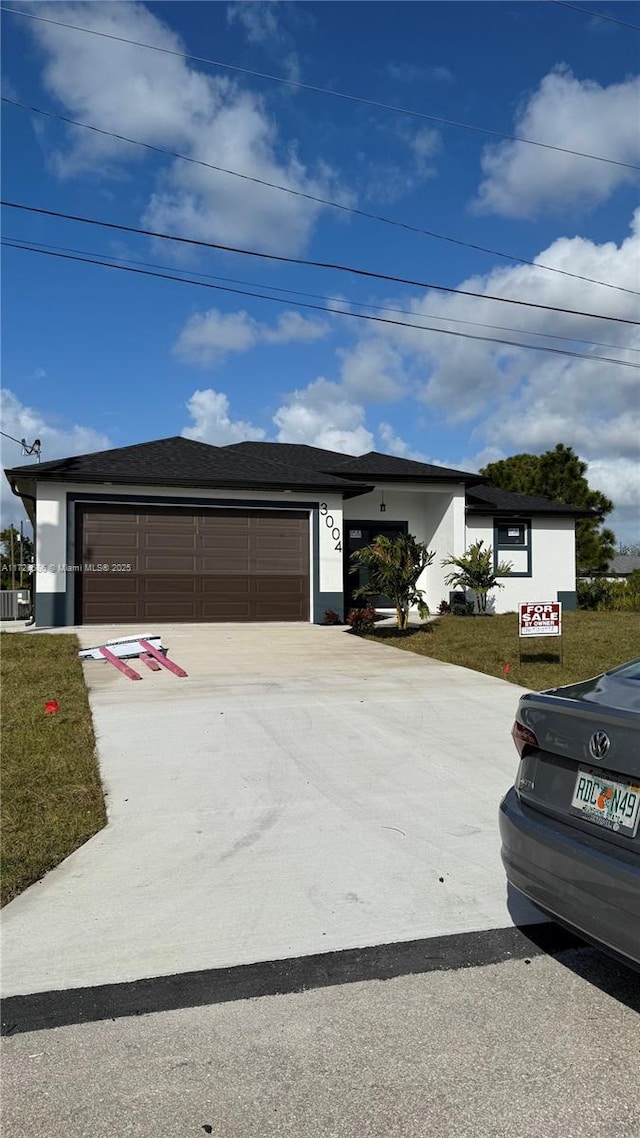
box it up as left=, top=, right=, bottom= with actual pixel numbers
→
left=5, top=437, right=596, bottom=517
left=5, top=437, right=370, bottom=493
left=607, top=555, right=640, bottom=576
left=224, top=441, right=354, bottom=472
left=466, top=483, right=596, bottom=517
left=324, top=450, right=481, bottom=481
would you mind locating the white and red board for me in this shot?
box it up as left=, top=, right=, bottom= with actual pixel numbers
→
left=518, top=601, right=562, bottom=638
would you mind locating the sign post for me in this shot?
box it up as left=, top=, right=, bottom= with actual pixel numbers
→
left=518, top=601, right=563, bottom=665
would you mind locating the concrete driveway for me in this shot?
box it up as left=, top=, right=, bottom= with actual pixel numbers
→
left=1, top=623, right=544, bottom=999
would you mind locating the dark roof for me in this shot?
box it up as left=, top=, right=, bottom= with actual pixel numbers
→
left=325, top=450, right=481, bottom=482
left=4, top=437, right=371, bottom=494
left=466, top=483, right=596, bottom=518
left=4, top=437, right=595, bottom=516
left=224, top=441, right=354, bottom=472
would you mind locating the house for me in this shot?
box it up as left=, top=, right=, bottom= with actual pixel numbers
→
left=5, top=437, right=593, bottom=626
left=579, top=554, right=640, bottom=581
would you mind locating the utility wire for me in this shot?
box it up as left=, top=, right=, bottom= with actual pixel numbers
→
left=2, top=4, right=638, bottom=171
left=3, top=200, right=637, bottom=325
left=2, top=97, right=634, bottom=297
left=551, top=1, right=640, bottom=32
left=4, top=239, right=639, bottom=369
left=8, top=234, right=637, bottom=355
left=0, top=430, right=26, bottom=446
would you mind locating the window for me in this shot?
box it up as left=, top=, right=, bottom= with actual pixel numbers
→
left=496, top=522, right=527, bottom=546
left=494, top=518, right=531, bottom=577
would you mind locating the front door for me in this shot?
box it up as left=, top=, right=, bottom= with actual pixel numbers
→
left=344, top=520, right=408, bottom=611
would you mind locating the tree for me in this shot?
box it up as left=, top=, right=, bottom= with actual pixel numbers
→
left=350, top=533, right=435, bottom=630
left=0, top=526, right=34, bottom=589
left=480, top=444, right=616, bottom=573
left=442, top=540, right=512, bottom=614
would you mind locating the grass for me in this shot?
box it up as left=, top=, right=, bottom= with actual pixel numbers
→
left=365, top=611, right=640, bottom=691
left=1, top=633, right=106, bottom=907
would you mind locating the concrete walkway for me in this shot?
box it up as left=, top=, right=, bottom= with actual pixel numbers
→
left=1, top=623, right=543, bottom=997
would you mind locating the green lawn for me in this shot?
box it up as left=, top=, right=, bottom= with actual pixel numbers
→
left=365, top=611, right=640, bottom=690
left=0, top=633, right=106, bottom=907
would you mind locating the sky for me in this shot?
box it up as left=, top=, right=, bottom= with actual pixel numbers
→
left=1, top=0, right=639, bottom=542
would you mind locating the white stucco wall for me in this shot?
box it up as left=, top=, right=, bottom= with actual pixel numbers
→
left=465, top=514, right=576, bottom=613
left=343, top=483, right=467, bottom=611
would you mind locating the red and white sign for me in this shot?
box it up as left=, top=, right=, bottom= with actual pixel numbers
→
left=518, top=601, right=562, bottom=638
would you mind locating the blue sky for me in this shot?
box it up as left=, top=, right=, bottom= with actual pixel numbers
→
left=2, top=1, right=639, bottom=540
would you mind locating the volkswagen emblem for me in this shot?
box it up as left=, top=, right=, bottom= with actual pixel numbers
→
left=589, top=731, right=611, bottom=761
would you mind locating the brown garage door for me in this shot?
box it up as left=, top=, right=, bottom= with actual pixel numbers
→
left=77, top=506, right=310, bottom=623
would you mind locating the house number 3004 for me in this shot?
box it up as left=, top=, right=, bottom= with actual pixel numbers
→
left=319, top=502, right=342, bottom=553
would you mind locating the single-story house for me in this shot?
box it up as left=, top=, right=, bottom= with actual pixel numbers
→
left=5, top=437, right=593, bottom=626
left=579, top=554, right=640, bottom=581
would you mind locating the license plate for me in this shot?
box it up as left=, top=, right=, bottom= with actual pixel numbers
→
left=571, top=766, right=640, bottom=837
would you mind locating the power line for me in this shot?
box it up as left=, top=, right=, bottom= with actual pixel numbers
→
left=4, top=239, right=639, bottom=370
left=8, top=234, right=637, bottom=355
left=2, top=4, right=638, bottom=171
left=3, top=200, right=637, bottom=325
left=0, top=430, right=42, bottom=457
left=551, top=1, right=640, bottom=32
left=3, top=97, right=634, bottom=297
left=0, top=430, right=26, bottom=447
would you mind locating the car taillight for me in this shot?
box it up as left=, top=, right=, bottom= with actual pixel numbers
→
left=511, top=720, right=539, bottom=757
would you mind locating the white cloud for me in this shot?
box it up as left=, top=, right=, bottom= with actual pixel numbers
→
left=0, top=388, right=112, bottom=526
left=339, top=339, right=407, bottom=402
left=227, top=1, right=282, bottom=45
left=27, top=2, right=345, bottom=253
left=181, top=377, right=374, bottom=455
left=273, top=378, right=374, bottom=454
left=182, top=389, right=266, bottom=445
left=378, top=424, right=430, bottom=462
left=262, top=311, right=329, bottom=345
left=174, top=307, right=329, bottom=366
left=335, top=209, right=639, bottom=536
left=474, top=67, right=640, bottom=217
left=361, top=123, right=441, bottom=204
left=226, top=1, right=302, bottom=82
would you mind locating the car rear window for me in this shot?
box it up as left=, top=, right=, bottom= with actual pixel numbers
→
left=607, top=660, right=640, bottom=681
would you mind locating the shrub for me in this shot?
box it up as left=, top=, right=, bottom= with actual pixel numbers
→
left=577, top=575, right=640, bottom=612
left=437, top=599, right=451, bottom=614
left=322, top=609, right=342, bottom=625
left=346, top=606, right=377, bottom=634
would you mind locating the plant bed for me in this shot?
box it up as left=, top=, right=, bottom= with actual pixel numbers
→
left=0, top=632, right=107, bottom=906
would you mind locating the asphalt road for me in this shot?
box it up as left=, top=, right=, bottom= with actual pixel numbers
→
left=2, top=947, right=639, bottom=1138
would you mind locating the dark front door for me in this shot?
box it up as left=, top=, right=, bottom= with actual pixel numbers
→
left=344, top=520, right=408, bottom=611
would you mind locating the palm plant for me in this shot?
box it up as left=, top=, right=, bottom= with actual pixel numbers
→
left=350, top=533, right=435, bottom=631
left=441, top=540, right=512, bottom=614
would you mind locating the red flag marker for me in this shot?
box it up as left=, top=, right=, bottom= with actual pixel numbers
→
left=44, top=700, right=59, bottom=713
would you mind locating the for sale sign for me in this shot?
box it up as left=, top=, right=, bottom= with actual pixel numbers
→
left=519, top=601, right=562, bottom=638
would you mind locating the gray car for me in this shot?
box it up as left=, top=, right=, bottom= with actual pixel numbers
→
left=499, top=658, right=640, bottom=968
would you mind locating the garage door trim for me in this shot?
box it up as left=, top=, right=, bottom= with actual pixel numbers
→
left=68, top=493, right=320, bottom=626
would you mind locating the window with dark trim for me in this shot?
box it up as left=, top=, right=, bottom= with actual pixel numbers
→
left=494, top=518, right=531, bottom=577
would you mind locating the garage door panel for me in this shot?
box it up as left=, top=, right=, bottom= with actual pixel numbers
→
left=141, top=554, right=199, bottom=572
left=78, top=506, right=310, bottom=623
left=84, top=532, right=141, bottom=554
